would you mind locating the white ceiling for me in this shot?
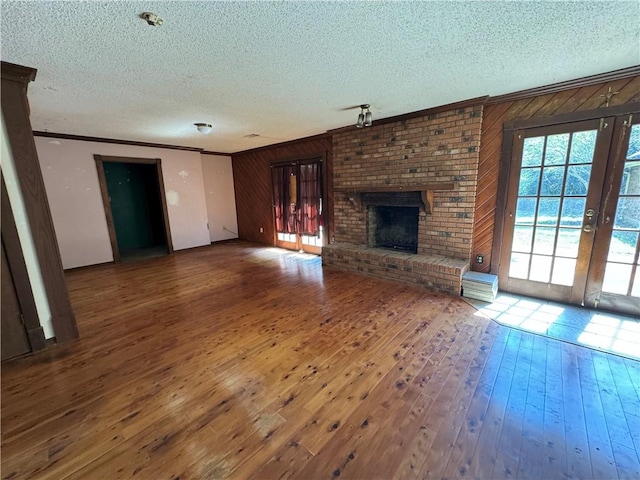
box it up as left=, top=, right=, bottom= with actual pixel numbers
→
left=2, top=1, right=639, bottom=154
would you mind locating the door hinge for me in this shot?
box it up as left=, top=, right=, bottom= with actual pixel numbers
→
left=19, top=313, right=26, bottom=326
left=599, top=118, right=609, bottom=131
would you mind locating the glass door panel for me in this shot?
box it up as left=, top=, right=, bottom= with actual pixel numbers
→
left=501, top=118, right=612, bottom=304
left=272, top=159, right=324, bottom=255
left=586, top=118, right=640, bottom=316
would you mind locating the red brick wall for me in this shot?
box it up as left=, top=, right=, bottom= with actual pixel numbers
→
left=332, top=105, right=483, bottom=261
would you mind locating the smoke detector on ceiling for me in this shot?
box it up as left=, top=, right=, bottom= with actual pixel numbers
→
left=141, top=12, right=163, bottom=26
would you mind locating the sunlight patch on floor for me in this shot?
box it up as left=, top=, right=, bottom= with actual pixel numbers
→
left=578, top=314, right=640, bottom=359
left=470, top=293, right=640, bottom=360
left=475, top=295, right=565, bottom=334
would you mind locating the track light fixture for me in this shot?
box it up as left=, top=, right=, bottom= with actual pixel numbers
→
left=194, top=123, right=213, bottom=134
left=356, top=104, right=372, bottom=128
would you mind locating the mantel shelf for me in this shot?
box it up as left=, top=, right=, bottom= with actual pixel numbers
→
left=334, top=183, right=455, bottom=214
left=333, top=182, right=455, bottom=193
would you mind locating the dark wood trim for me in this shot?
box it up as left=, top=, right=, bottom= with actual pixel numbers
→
left=1, top=173, right=46, bottom=352
left=154, top=160, right=175, bottom=254
left=327, top=96, right=489, bottom=135
left=94, top=155, right=160, bottom=165
left=34, top=131, right=210, bottom=153
left=270, top=153, right=325, bottom=168
left=94, top=157, right=120, bottom=262
left=201, top=150, right=231, bottom=157
left=1, top=63, right=78, bottom=343
left=233, top=133, right=332, bottom=156
left=93, top=155, right=174, bottom=262
left=1, top=61, right=37, bottom=83
left=504, top=102, right=640, bottom=131
left=490, top=130, right=515, bottom=276
left=487, top=65, right=640, bottom=104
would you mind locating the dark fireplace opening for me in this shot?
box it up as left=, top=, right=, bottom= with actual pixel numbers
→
left=368, top=206, right=419, bottom=254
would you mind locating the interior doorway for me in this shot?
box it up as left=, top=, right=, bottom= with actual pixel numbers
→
left=499, top=110, right=639, bottom=317
left=271, top=158, right=324, bottom=255
left=94, top=155, right=173, bottom=263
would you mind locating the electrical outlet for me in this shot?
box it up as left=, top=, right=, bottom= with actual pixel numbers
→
left=259, top=227, right=264, bottom=233
left=476, top=255, right=484, bottom=264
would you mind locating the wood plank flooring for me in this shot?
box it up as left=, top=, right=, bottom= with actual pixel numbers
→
left=2, top=241, right=639, bottom=479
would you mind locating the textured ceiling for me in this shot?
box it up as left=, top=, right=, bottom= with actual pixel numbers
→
left=2, top=1, right=639, bottom=153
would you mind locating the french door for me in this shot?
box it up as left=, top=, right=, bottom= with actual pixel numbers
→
left=271, top=158, right=324, bottom=255
left=500, top=112, right=640, bottom=316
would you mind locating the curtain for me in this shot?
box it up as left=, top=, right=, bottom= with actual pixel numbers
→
left=299, top=162, right=321, bottom=236
left=272, top=165, right=296, bottom=234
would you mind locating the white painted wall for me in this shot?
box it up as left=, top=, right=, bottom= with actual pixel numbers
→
left=201, top=154, right=238, bottom=242
left=1, top=116, right=55, bottom=338
left=35, top=137, right=211, bottom=269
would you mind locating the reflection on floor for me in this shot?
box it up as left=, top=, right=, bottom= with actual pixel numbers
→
left=465, top=293, right=640, bottom=361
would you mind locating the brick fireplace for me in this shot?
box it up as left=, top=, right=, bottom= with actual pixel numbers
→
left=323, top=104, right=483, bottom=295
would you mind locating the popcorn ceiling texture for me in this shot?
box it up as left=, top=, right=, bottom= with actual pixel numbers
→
left=1, top=1, right=638, bottom=153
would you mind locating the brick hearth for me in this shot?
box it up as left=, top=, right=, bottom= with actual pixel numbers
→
left=323, top=244, right=469, bottom=295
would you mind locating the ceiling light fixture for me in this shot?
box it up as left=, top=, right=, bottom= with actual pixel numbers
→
left=194, top=123, right=212, bottom=134
left=356, top=104, right=373, bottom=128
left=141, top=12, right=163, bottom=26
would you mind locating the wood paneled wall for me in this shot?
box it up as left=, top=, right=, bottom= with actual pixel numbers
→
left=472, top=75, right=640, bottom=273
left=231, top=135, right=333, bottom=245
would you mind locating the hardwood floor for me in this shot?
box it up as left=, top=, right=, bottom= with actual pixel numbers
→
left=1, top=241, right=639, bottom=479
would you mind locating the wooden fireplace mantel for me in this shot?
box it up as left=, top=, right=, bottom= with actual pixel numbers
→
left=334, top=183, right=455, bottom=214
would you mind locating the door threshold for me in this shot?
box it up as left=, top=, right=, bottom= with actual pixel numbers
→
left=464, top=292, right=640, bottom=361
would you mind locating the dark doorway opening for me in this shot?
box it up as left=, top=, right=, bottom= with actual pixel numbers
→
left=368, top=206, right=419, bottom=254
left=95, top=156, right=173, bottom=263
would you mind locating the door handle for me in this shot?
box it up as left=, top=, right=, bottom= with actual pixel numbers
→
left=583, top=224, right=594, bottom=233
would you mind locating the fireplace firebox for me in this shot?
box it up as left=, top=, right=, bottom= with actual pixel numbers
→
left=368, top=205, right=419, bottom=254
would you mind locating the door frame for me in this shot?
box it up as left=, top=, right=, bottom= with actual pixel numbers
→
left=498, top=118, right=614, bottom=304
left=94, top=155, right=174, bottom=262
left=1, top=173, right=46, bottom=352
left=584, top=113, right=640, bottom=315
left=270, top=153, right=327, bottom=254
left=492, top=102, right=640, bottom=275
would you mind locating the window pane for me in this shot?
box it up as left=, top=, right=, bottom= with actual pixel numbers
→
left=509, top=253, right=530, bottom=279
left=626, top=124, right=640, bottom=160
left=568, top=130, right=597, bottom=164
left=544, top=134, right=570, bottom=166
left=529, top=255, right=552, bottom=283
left=608, top=231, right=638, bottom=264
left=513, top=226, right=533, bottom=253
left=556, top=228, right=581, bottom=258
left=541, top=167, right=565, bottom=196
left=518, top=168, right=540, bottom=196
left=565, top=165, right=592, bottom=196
left=515, top=198, right=537, bottom=225
left=533, top=227, right=556, bottom=255
left=620, top=161, right=640, bottom=195
left=522, top=136, right=544, bottom=167
left=560, top=198, right=586, bottom=227
left=537, top=198, right=560, bottom=226
left=551, top=257, right=576, bottom=286
left=602, top=262, right=633, bottom=295
left=613, top=198, right=640, bottom=230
